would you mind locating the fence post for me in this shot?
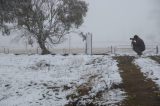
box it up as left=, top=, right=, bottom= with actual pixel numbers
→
left=37, top=47, right=39, bottom=54
left=156, top=45, right=159, bottom=54
left=63, top=48, right=66, bottom=54
left=7, top=49, right=9, bottom=54
left=111, top=46, right=112, bottom=54
left=4, top=48, right=5, bottom=54
left=114, top=47, right=116, bottom=54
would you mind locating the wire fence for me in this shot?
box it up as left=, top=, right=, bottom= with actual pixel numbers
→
left=0, top=45, right=159, bottom=55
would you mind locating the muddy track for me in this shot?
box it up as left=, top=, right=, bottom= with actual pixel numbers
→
left=115, top=56, right=160, bottom=106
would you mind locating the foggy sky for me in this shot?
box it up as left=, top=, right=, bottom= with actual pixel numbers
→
left=0, top=0, right=160, bottom=48
left=77, top=0, right=160, bottom=47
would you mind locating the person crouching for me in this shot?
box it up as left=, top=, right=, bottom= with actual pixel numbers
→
left=130, top=35, right=145, bottom=56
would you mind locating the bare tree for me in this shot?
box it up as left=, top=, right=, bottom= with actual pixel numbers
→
left=17, top=0, right=88, bottom=54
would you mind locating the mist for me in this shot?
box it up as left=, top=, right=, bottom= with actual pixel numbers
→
left=76, top=0, right=160, bottom=47
left=0, top=0, right=160, bottom=48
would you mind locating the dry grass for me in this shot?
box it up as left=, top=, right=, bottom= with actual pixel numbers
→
left=65, top=74, right=98, bottom=106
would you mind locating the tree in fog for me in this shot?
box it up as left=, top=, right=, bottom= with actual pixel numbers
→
left=17, top=0, right=88, bottom=54
left=0, top=0, right=88, bottom=54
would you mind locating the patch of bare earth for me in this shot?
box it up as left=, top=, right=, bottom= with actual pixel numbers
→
left=65, top=75, right=98, bottom=106
left=65, top=73, right=122, bottom=106
left=115, top=56, right=160, bottom=106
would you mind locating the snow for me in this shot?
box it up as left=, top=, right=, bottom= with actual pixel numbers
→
left=135, top=57, right=160, bottom=87
left=0, top=54, right=125, bottom=106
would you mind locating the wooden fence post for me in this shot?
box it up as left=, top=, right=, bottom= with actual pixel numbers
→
left=156, top=45, right=159, bottom=54
left=37, top=48, right=39, bottom=54
left=7, top=49, right=9, bottom=54
left=114, top=47, right=116, bottom=54
left=4, top=48, right=5, bottom=54
left=111, top=46, right=112, bottom=54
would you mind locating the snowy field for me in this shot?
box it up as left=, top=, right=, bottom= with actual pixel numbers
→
left=135, top=57, right=160, bottom=87
left=0, top=53, right=160, bottom=106
left=0, top=54, right=125, bottom=106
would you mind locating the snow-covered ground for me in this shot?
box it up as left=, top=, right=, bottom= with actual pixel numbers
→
left=0, top=54, right=125, bottom=106
left=1, top=53, right=160, bottom=106
left=135, top=57, right=160, bottom=88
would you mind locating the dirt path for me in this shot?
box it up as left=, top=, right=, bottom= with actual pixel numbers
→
left=115, top=56, right=160, bottom=106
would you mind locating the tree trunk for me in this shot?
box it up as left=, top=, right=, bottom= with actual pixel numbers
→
left=38, top=38, right=50, bottom=55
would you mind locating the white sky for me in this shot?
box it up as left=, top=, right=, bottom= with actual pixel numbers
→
left=75, top=0, right=160, bottom=47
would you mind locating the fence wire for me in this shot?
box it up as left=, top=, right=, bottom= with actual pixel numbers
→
left=0, top=45, right=159, bottom=55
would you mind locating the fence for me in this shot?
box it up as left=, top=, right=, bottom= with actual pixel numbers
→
left=0, top=45, right=159, bottom=55
left=113, top=45, right=159, bottom=55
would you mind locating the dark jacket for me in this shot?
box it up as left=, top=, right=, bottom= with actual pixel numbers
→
left=132, top=37, right=145, bottom=52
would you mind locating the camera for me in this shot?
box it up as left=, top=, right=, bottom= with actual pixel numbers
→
left=130, top=38, right=134, bottom=40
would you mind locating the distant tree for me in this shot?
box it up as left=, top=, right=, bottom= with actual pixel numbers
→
left=16, top=0, right=88, bottom=54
